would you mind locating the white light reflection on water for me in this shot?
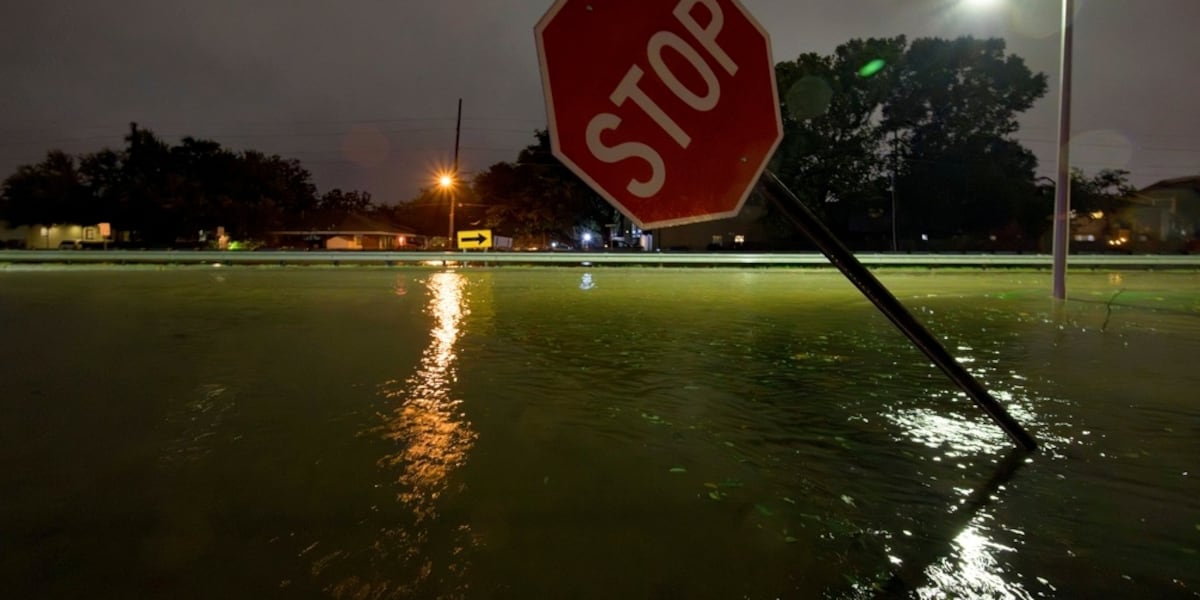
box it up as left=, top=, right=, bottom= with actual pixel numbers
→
left=317, top=271, right=479, bottom=599
left=915, top=517, right=1035, bottom=600
left=873, top=343, right=1077, bottom=599
left=884, top=342, right=1078, bottom=460
left=876, top=404, right=1036, bottom=598
left=885, top=403, right=1009, bottom=458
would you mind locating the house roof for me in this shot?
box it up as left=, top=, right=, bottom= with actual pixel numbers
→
left=273, top=212, right=421, bottom=236
left=1140, top=175, right=1200, bottom=194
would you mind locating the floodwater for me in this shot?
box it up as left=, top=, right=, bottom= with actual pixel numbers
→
left=1, top=266, right=1197, bottom=599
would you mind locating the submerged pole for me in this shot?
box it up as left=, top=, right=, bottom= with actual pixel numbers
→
left=1051, top=0, right=1075, bottom=300
left=759, top=170, right=1037, bottom=451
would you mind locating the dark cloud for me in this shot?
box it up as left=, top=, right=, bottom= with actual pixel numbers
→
left=2, top=0, right=1197, bottom=202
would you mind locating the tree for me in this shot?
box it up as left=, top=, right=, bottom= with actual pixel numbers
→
left=318, top=189, right=374, bottom=213
left=116, top=124, right=175, bottom=240
left=77, top=148, right=125, bottom=226
left=387, top=181, right=482, bottom=246
left=0, top=123, right=325, bottom=244
left=224, top=150, right=319, bottom=239
left=1067, top=168, right=1137, bottom=244
left=472, top=131, right=614, bottom=247
left=771, top=37, right=906, bottom=244
left=0, top=150, right=89, bottom=227
left=1071, top=168, right=1135, bottom=215
left=771, top=36, right=1048, bottom=249
left=885, top=37, right=1047, bottom=244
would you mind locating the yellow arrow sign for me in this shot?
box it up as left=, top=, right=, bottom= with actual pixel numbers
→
left=456, top=229, right=493, bottom=249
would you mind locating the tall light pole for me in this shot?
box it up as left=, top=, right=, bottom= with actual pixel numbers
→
left=1051, top=0, right=1074, bottom=300
left=965, top=0, right=1073, bottom=299
left=890, top=129, right=899, bottom=252
left=446, top=98, right=463, bottom=249
left=433, top=99, right=465, bottom=250
left=439, top=173, right=455, bottom=246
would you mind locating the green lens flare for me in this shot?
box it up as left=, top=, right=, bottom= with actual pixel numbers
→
left=858, top=59, right=886, bottom=78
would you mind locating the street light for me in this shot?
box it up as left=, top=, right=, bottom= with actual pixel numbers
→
left=1051, top=0, right=1075, bottom=301
left=437, top=171, right=456, bottom=249
left=965, top=0, right=1073, bottom=300
left=441, top=97, right=464, bottom=252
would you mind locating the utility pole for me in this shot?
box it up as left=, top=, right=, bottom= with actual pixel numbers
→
left=449, top=98, right=462, bottom=249
left=1051, top=0, right=1074, bottom=300
left=891, top=129, right=899, bottom=252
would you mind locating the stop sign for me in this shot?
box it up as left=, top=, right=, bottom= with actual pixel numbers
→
left=535, top=0, right=782, bottom=229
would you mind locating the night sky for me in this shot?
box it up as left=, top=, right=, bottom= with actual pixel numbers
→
left=2, top=0, right=1197, bottom=203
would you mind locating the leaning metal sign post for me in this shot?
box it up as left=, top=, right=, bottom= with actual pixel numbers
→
left=535, top=0, right=1035, bottom=450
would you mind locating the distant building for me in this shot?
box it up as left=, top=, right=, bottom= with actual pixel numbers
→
left=270, top=213, right=427, bottom=250
left=0, top=220, right=32, bottom=249
left=651, top=192, right=775, bottom=251
left=1132, top=176, right=1200, bottom=244
left=14, top=222, right=108, bottom=249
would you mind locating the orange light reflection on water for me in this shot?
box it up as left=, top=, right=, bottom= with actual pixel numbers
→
left=378, top=270, right=477, bottom=521
left=319, top=271, right=479, bottom=599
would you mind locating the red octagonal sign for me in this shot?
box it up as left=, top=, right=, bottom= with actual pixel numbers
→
left=536, top=0, right=783, bottom=229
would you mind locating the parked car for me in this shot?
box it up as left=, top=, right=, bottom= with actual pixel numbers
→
left=58, top=240, right=81, bottom=250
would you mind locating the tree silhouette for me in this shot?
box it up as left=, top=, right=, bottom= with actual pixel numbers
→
left=471, top=131, right=614, bottom=247
left=0, top=123, right=354, bottom=245
left=772, top=36, right=1048, bottom=249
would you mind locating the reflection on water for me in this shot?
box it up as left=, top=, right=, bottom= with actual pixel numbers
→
left=378, top=271, right=476, bottom=521
left=3, top=269, right=1198, bottom=599
left=914, top=517, right=1035, bottom=600
left=857, top=325, right=1070, bottom=598
left=859, top=395, right=1033, bottom=599
left=885, top=402, right=1008, bottom=459
left=318, top=271, right=479, bottom=599
left=867, top=445, right=1036, bottom=600
left=159, top=383, right=237, bottom=467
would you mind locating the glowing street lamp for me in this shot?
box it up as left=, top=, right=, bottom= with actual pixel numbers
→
left=440, top=98, right=465, bottom=252
left=437, top=171, right=457, bottom=249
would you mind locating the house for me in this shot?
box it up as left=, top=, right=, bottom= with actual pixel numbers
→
left=12, top=222, right=110, bottom=249
left=1131, top=176, right=1200, bottom=244
left=1064, top=176, right=1199, bottom=252
left=651, top=192, right=776, bottom=250
left=270, top=213, right=427, bottom=250
left=0, top=220, right=32, bottom=249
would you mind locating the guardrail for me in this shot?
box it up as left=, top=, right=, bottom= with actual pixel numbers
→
left=3, top=249, right=1200, bottom=268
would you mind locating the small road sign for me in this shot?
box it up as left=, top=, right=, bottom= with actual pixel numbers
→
left=456, top=229, right=493, bottom=249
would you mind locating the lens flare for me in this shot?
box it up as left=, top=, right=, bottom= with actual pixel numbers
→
left=858, top=58, right=887, bottom=78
